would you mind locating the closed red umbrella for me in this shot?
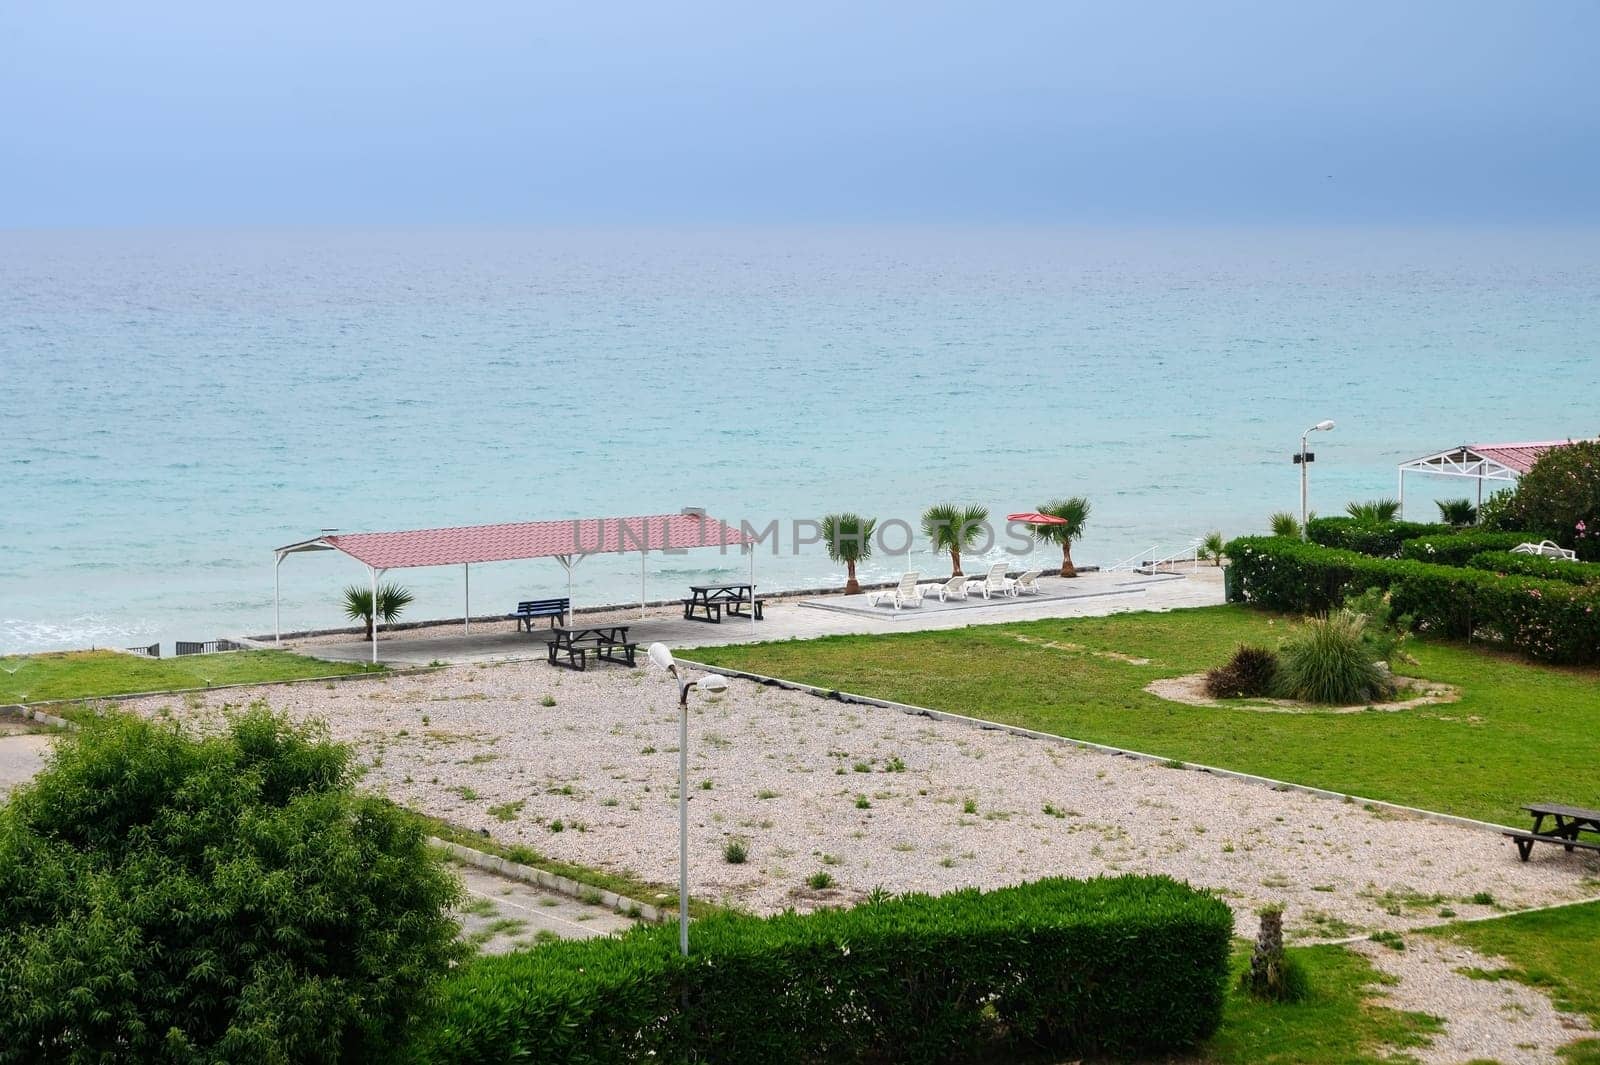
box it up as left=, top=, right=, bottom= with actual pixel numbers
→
left=1006, top=512, right=1068, bottom=526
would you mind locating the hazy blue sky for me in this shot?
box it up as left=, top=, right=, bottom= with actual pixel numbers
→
left=2, top=1, right=1595, bottom=225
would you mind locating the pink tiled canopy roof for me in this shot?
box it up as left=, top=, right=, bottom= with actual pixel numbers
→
left=1468, top=441, right=1580, bottom=475
left=314, top=514, right=751, bottom=569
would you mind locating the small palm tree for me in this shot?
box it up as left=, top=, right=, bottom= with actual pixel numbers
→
left=1269, top=512, right=1301, bottom=538
left=1436, top=498, right=1477, bottom=527
left=1034, top=497, right=1092, bottom=577
left=1346, top=499, right=1401, bottom=522
left=1199, top=530, right=1226, bottom=566
left=821, top=513, right=876, bottom=594
left=921, top=503, right=990, bottom=577
left=343, top=582, right=415, bottom=639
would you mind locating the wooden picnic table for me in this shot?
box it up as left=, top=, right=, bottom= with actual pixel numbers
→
left=1504, top=801, right=1600, bottom=861
left=682, top=583, right=764, bottom=624
left=546, top=625, right=637, bottom=671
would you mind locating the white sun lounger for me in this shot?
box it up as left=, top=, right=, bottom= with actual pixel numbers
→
left=965, top=562, right=1014, bottom=600
left=1008, top=569, right=1042, bottom=595
left=867, top=572, right=923, bottom=609
left=920, top=574, right=968, bottom=603
left=1511, top=540, right=1578, bottom=561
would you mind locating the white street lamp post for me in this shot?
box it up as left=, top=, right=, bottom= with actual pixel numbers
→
left=1297, top=420, right=1336, bottom=539
left=647, top=643, right=727, bottom=956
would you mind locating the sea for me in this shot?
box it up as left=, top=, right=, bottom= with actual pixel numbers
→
left=3, top=225, right=1597, bottom=655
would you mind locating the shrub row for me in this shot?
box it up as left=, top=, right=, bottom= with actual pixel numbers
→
left=1305, top=517, right=1451, bottom=557
left=1468, top=551, right=1600, bottom=586
left=1398, top=530, right=1537, bottom=566
left=1226, top=536, right=1600, bottom=664
left=410, top=876, right=1233, bottom=1065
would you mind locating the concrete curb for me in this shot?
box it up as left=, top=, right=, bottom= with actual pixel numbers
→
left=429, top=838, right=665, bottom=923
left=672, top=659, right=1523, bottom=837
left=0, top=705, right=74, bottom=729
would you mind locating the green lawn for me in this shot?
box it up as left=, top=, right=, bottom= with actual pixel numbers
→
left=0, top=649, right=380, bottom=704
left=690, top=604, right=1600, bottom=826
left=1204, top=940, right=1442, bottom=1064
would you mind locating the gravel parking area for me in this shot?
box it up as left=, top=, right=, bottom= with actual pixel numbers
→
left=120, top=660, right=1600, bottom=940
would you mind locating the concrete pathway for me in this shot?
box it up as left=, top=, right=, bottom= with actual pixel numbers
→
left=0, top=723, right=53, bottom=797
left=291, top=568, right=1226, bottom=667
left=452, top=863, right=642, bottom=953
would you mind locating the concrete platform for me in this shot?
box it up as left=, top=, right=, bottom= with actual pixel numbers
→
left=287, top=568, right=1225, bottom=668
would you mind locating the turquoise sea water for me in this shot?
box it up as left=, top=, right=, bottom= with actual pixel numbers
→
left=3, top=226, right=1597, bottom=653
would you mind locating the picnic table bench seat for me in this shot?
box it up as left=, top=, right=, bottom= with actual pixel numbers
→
left=509, top=598, right=570, bottom=630
left=1505, top=801, right=1600, bottom=861
left=683, top=584, right=763, bottom=623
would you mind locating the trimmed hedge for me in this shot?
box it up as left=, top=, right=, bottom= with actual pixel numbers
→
left=1399, top=530, right=1537, bottom=567
left=410, top=876, right=1233, bottom=1065
left=1226, top=536, right=1600, bottom=665
left=1469, top=551, right=1600, bottom=586
left=1305, top=517, right=1451, bottom=557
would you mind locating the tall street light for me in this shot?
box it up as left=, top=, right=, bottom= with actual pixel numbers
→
left=647, top=643, right=727, bottom=957
left=1296, top=420, right=1336, bottom=538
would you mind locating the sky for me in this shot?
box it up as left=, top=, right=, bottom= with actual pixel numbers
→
left=1, top=1, right=1596, bottom=226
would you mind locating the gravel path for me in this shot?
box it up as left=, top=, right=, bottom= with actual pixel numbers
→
left=119, top=661, right=1600, bottom=939
left=1353, top=937, right=1593, bottom=1064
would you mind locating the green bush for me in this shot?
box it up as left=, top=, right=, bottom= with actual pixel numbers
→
left=1204, top=645, right=1279, bottom=698
left=412, top=876, right=1233, bottom=1065
left=1274, top=611, right=1391, bottom=704
left=1225, top=536, right=1600, bottom=664
left=1344, top=498, right=1401, bottom=522
left=1468, top=551, right=1600, bottom=586
left=1399, top=530, right=1538, bottom=566
left=1500, top=439, right=1600, bottom=560
left=1343, top=586, right=1414, bottom=664
left=0, top=707, right=462, bottom=1064
left=1305, top=517, right=1450, bottom=557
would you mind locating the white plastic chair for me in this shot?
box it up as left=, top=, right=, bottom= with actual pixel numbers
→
left=1511, top=540, right=1578, bottom=561
left=965, top=562, right=1014, bottom=599
left=867, top=572, right=923, bottom=609
left=1008, top=569, right=1043, bottom=595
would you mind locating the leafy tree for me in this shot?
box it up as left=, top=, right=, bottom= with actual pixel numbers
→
left=1199, top=531, right=1226, bottom=566
left=820, top=513, right=876, bottom=594
left=920, top=503, right=990, bottom=577
left=1500, top=439, right=1600, bottom=561
left=0, top=707, right=462, bottom=1064
left=1033, top=497, right=1092, bottom=577
left=1345, top=498, right=1401, bottom=522
left=1435, top=498, right=1478, bottom=527
left=343, top=581, right=415, bottom=639
left=1269, top=512, right=1301, bottom=538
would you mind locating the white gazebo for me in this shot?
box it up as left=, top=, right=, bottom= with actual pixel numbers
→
left=1396, top=440, right=1590, bottom=518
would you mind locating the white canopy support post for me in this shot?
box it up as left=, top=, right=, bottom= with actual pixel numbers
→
left=1397, top=468, right=1405, bottom=520
left=369, top=566, right=380, bottom=664
left=274, top=551, right=284, bottom=646
left=464, top=563, right=470, bottom=634
left=641, top=550, right=648, bottom=620
left=749, top=542, right=756, bottom=637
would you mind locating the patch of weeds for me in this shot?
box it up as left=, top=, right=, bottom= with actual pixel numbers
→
left=855, top=796, right=872, bottom=809
left=450, top=786, right=481, bottom=802
left=1469, top=891, right=1496, bottom=906
left=539, top=694, right=556, bottom=707
left=487, top=799, right=524, bottom=822
left=962, top=798, right=978, bottom=815
left=640, top=745, right=657, bottom=755
left=1042, top=803, right=1067, bottom=818
left=460, top=896, right=497, bottom=917
left=806, top=871, right=835, bottom=890
left=580, top=889, right=604, bottom=906
left=549, top=819, right=565, bottom=833
left=1368, top=930, right=1406, bottom=951
left=700, top=779, right=713, bottom=790
left=853, top=761, right=872, bottom=773
left=756, top=789, right=779, bottom=800
left=1161, top=758, right=1187, bottom=770
left=883, top=756, right=906, bottom=773
left=723, top=840, right=748, bottom=864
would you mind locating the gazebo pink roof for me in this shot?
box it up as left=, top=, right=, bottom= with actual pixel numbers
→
left=1466, top=441, right=1577, bottom=476
left=282, top=513, right=753, bottom=569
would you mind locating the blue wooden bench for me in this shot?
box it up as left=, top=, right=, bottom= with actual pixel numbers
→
left=509, top=597, right=570, bottom=631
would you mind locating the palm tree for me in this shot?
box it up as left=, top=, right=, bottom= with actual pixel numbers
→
left=1199, top=530, right=1226, bottom=566
left=1346, top=499, right=1401, bottom=522
left=1269, top=512, right=1301, bottom=538
left=343, top=582, right=415, bottom=639
left=1034, top=497, right=1092, bottom=577
left=921, top=503, right=990, bottom=577
left=1436, top=498, right=1478, bottom=527
left=821, top=513, right=876, bottom=594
